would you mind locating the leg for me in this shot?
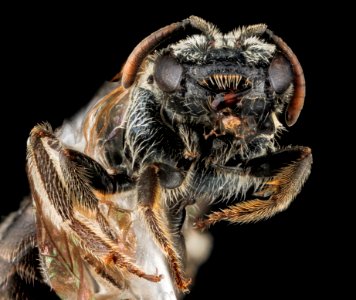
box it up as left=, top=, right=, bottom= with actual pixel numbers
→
left=27, top=125, right=162, bottom=298
left=0, top=199, right=58, bottom=300
left=137, top=164, right=191, bottom=292
left=196, top=146, right=312, bottom=228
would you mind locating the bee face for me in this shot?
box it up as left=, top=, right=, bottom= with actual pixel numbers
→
left=0, top=16, right=311, bottom=300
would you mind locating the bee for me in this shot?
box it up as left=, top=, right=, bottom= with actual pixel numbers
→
left=0, top=16, right=312, bottom=300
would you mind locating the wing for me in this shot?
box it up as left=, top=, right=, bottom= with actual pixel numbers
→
left=82, top=80, right=130, bottom=171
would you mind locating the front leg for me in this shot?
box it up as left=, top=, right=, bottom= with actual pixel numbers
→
left=196, top=146, right=312, bottom=228
left=137, top=164, right=191, bottom=292
left=27, top=124, right=163, bottom=299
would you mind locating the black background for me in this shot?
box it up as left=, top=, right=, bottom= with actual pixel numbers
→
left=2, top=3, right=348, bottom=299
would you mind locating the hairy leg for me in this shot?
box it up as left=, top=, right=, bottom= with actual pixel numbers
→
left=196, top=146, right=312, bottom=228
left=27, top=125, right=162, bottom=298
left=137, top=164, right=191, bottom=292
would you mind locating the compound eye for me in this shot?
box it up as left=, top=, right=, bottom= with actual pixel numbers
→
left=268, top=54, right=293, bottom=93
left=153, top=55, right=183, bottom=92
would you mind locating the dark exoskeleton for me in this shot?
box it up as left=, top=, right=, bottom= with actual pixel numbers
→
left=0, top=16, right=312, bottom=299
